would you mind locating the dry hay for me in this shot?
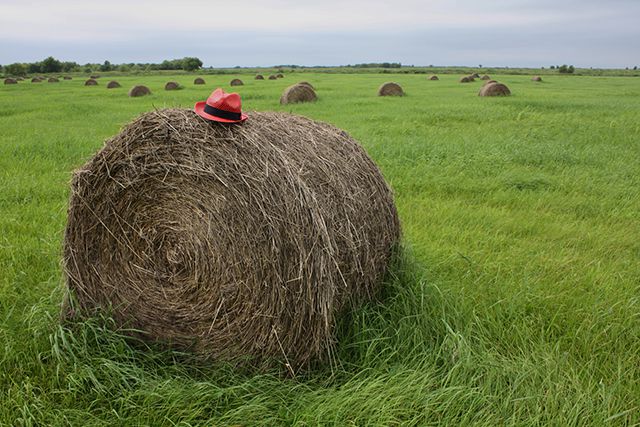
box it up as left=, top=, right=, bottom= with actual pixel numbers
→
left=296, top=81, right=315, bottom=90
left=165, top=81, right=181, bottom=91
left=276, top=73, right=284, bottom=78
left=31, top=77, right=42, bottom=83
left=4, top=78, right=18, bottom=85
left=194, top=78, right=206, bottom=85
left=63, top=76, right=72, bottom=80
left=128, top=85, right=151, bottom=97
left=482, top=79, right=497, bottom=86
left=377, top=82, right=404, bottom=96
left=48, top=77, right=60, bottom=83
left=268, top=75, right=278, bottom=80
left=532, top=76, right=543, bottom=82
left=459, top=76, right=474, bottom=83
left=480, top=75, right=491, bottom=80
left=255, top=74, right=265, bottom=80
left=471, top=73, right=480, bottom=78
left=107, top=80, right=121, bottom=89
left=16, top=77, right=24, bottom=81
left=90, top=75, right=100, bottom=79
left=280, top=83, right=318, bottom=105
left=85, top=79, right=98, bottom=86
left=230, top=78, right=244, bottom=86
left=428, top=75, right=439, bottom=80
left=478, top=82, right=511, bottom=97
left=63, top=108, right=400, bottom=370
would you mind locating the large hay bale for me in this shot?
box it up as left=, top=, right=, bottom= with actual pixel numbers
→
left=480, top=75, right=491, bottom=80
left=280, top=83, right=317, bottom=105
left=532, top=76, right=543, bottom=82
left=276, top=73, right=284, bottom=78
left=85, top=79, right=98, bottom=86
left=255, top=74, right=265, bottom=80
left=31, top=77, right=42, bottom=83
left=165, top=81, right=181, bottom=90
left=377, top=82, right=404, bottom=96
left=428, top=75, right=439, bottom=81
left=478, top=82, right=511, bottom=97
left=128, top=85, right=151, bottom=97
left=4, top=78, right=18, bottom=85
left=459, top=76, right=474, bottom=83
left=63, top=109, right=400, bottom=370
left=194, top=78, right=206, bottom=85
left=48, top=77, right=59, bottom=83
left=107, top=80, right=121, bottom=89
left=268, top=75, right=278, bottom=80
left=230, top=78, right=244, bottom=86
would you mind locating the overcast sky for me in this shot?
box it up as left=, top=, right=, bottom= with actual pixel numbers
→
left=1, top=0, right=639, bottom=68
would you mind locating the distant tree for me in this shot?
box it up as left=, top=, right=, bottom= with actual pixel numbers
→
left=117, top=64, right=131, bottom=72
left=61, top=61, right=79, bottom=72
left=479, top=64, right=482, bottom=68
left=83, top=65, right=92, bottom=73
left=28, top=62, right=41, bottom=73
left=4, top=63, right=27, bottom=76
left=550, top=65, right=555, bottom=69
left=99, top=60, right=113, bottom=72
left=182, top=57, right=203, bottom=71
left=40, top=56, right=62, bottom=73
left=568, top=65, right=575, bottom=73
left=634, top=66, right=638, bottom=70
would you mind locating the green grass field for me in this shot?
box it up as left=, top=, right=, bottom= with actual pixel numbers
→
left=1, top=73, right=639, bottom=426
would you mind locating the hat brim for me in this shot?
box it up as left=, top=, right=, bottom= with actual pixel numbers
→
left=194, top=101, right=248, bottom=123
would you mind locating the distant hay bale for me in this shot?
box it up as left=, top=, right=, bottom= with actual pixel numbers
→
left=85, top=79, right=98, bottom=86
left=62, top=108, right=401, bottom=370
left=297, top=81, right=315, bottom=90
left=165, top=81, right=181, bottom=91
left=128, top=85, right=151, bottom=97
left=268, top=75, right=278, bottom=80
left=478, top=82, right=511, bottom=97
left=532, top=76, right=543, bottom=82
left=230, top=78, right=244, bottom=86
left=107, top=80, right=121, bottom=89
left=459, top=76, right=474, bottom=83
left=280, top=83, right=318, bottom=105
left=194, top=78, right=206, bottom=85
left=480, top=75, right=491, bottom=80
left=4, top=78, right=18, bottom=85
left=16, top=77, right=24, bottom=81
left=377, top=82, right=404, bottom=96
left=471, top=73, right=480, bottom=78
left=63, top=76, right=72, bottom=80
left=31, top=78, right=42, bottom=83
left=48, top=77, right=59, bottom=83
left=255, top=74, right=264, bottom=80
left=276, top=73, right=284, bottom=78
left=428, top=75, right=439, bottom=80
left=90, top=75, right=100, bottom=79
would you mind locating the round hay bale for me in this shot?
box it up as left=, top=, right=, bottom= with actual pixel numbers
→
left=471, top=73, right=480, bottom=78
left=31, top=77, right=42, bottom=83
left=532, top=76, right=543, bottom=82
left=377, top=82, right=404, bottom=96
left=48, top=77, right=59, bottom=83
left=268, top=75, right=278, bottom=80
left=16, top=77, right=24, bottom=81
left=194, top=78, right=206, bottom=85
left=4, top=78, right=18, bottom=85
left=165, top=81, right=181, bottom=91
left=478, top=82, right=511, bottom=97
left=107, top=80, right=121, bottom=89
left=63, top=109, right=400, bottom=369
left=480, top=75, right=491, bottom=80
left=255, top=74, right=265, bottom=80
left=230, top=78, right=244, bottom=86
left=482, top=79, right=497, bottom=86
left=63, top=76, right=72, bottom=80
left=297, top=81, right=315, bottom=90
left=128, top=85, right=151, bottom=97
left=280, top=83, right=317, bottom=105
left=90, top=75, right=100, bottom=79
left=85, top=79, right=98, bottom=86
left=459, top=76, right=474, bottom=83
left=276, top=73, right=284, bottom=78
left=428, top=75, right=439, bottom=81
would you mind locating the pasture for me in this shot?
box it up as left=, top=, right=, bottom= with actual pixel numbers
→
left=1, top=73, right=639, bottom=425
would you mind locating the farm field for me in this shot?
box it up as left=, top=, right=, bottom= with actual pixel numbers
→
left=1, top=73, right=639, bottom=425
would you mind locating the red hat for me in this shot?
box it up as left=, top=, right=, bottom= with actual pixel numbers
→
left=194, top=88, right=248, bottom=123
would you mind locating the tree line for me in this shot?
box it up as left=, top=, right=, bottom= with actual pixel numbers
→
left=1, top=56, right=203, bottom=76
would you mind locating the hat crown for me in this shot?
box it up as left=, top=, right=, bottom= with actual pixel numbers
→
left=207, top=88, right=242, bottom=113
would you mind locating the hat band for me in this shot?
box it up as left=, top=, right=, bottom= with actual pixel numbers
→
left=204, top=104, right=241, bottom=121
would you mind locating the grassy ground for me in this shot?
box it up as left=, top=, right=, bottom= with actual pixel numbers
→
left=1, top=73, right=639, bottom=426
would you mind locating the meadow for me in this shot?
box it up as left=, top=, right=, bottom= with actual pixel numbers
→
left=0, top=72, right=639, bottom=426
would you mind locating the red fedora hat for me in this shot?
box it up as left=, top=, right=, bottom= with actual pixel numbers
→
left=194, top=88, right=248, bottom=123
